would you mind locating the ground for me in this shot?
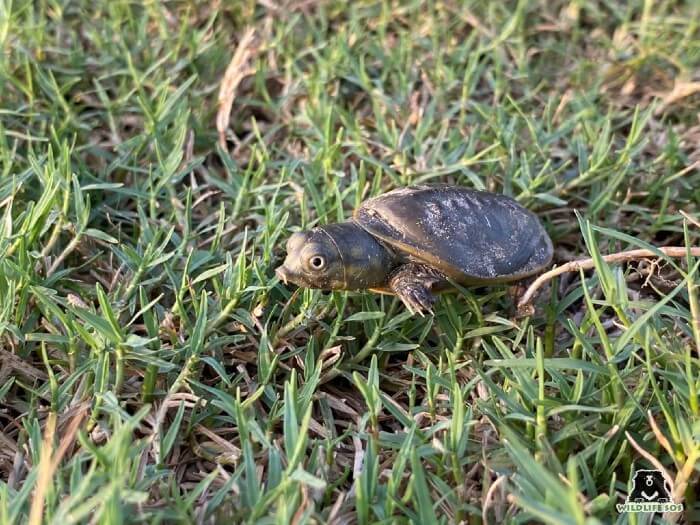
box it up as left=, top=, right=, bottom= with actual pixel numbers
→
left=1, top=0, right=699, bottom=523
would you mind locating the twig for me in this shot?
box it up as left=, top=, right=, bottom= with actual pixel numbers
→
left=517, top=247, right=700, bottom=314
left=216, top=28, right=258, bottom=148
left=28, top=405, right=87, bottom=525
left=665, top=451, right=699, bottom=523
left=625, top=431, right=672, bottom=481
left=46, top=233, right=83, bottom=277
left=28, top=412, right=56, bottom=525
left=647, top=411, right=676, bottom=468
left=680, top=210, right=700, bottom=230
left=482, top=474, right=508, bottom=525
left=655, top=79, right=700, bottom=115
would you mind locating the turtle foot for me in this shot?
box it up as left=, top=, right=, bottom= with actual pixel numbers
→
left=389, top=264, right=438, bottom=316
left=399, top=285, right=435, bottom=316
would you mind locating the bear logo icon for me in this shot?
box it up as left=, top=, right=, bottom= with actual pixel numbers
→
left=627, top=470, right=672, bottom=504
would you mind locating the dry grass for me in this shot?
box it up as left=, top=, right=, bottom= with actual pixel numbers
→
left=1, top=0, right=699, bottom=523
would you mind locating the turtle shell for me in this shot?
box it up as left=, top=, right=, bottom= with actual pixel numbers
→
left=353, top=185, right=552, bottom=284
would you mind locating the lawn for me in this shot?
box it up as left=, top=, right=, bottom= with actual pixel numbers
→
left=1, top=0, right=699, bottom=523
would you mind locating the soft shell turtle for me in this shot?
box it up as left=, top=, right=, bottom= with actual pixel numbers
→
left=276, top=185, right=552, bottom=315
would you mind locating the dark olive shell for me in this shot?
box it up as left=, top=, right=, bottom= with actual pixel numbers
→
left=353, top=186, right=552, bottom=284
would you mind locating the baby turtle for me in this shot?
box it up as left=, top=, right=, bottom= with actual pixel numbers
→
left=276, top=185, right=552, bottom=315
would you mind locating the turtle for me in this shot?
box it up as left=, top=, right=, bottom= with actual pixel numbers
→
left=275, top=185, right=553, bottom=315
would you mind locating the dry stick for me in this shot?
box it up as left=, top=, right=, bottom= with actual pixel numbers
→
left=666, top=450, right=699, bottom=523
left=647, top=410, right=676, bottom=467
left=46, top=233, right=83, bottom=277
left=680, top=210, right=700, bottom=229
left=517, top=247, right=700, bottom=313
left=27, top=412, right=56, bottom=525
left=482, top=474, right=509, bottom=525
left=216, top=27, right=258, bottom=148
left=625, top=430, right=672, bottom=480
left=28, top=406, right=88, bottom=525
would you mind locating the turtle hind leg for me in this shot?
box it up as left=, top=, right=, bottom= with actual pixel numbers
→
left=388, top=264, right=443, bottom=316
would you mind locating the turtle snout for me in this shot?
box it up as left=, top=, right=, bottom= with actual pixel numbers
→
left=275, top=266, right=289, bottom=285
left=275, top=259, right=306, bottom=287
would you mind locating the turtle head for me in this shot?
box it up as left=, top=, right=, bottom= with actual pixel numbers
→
left=276, top=228, right=346, bottom=289
left=276, top=222, right=392, bottom=290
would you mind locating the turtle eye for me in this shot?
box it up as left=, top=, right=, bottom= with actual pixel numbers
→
left=309, top=255, right=325, bottom=270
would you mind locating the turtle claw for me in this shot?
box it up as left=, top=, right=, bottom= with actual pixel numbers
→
left=389, top=264, right=438, bottom=316
left=397, top=284, right=435, bottom=317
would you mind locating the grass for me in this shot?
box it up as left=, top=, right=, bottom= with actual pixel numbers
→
left=1, top=0, right=699, bottom=523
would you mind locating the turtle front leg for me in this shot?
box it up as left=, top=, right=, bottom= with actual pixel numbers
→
left=388, top=264, right=442, bottom=316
